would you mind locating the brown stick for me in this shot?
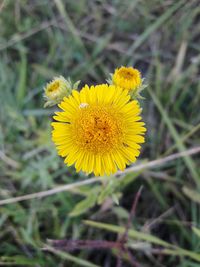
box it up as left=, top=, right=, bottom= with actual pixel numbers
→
left=45, top=188, right=144, bottom=266
left=116, top=187, right=143, bottom=267
left=46, top=239, right=121, bottom=251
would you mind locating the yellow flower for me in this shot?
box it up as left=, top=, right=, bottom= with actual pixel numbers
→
left=52, top=84, right=146, bottom=176
left=112, top=66, right=142, bottom=91
left=44, top=76, right=80, bottom=107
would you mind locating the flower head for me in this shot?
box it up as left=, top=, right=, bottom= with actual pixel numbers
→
left=44, top=76, right=80, bottom=107
left=112, top=66, right=142, bottom=92
left=52, top=84, right=146, bottom=176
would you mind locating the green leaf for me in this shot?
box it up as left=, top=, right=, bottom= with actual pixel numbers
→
left=182, top=186, right=200, bottom=204
left=111, top=193, right=120, bottom=205
left=118, top=171, right=140, bottom=189
left=69, top=193, right=97, bottom=217
left=192, top=226, right=200, bottom=238
left=0, top=256, right=43, bottom=266
left=73, top=80, right=81, bottom=89
left=97, top=179, right=119, bottom=204
left=43, top=245, right=100, bottom=267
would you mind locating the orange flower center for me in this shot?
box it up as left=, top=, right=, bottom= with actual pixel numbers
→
left=72, top=105, right=124, bottom=153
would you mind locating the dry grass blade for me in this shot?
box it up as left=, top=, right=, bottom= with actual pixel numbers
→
left=0, top=146, right=199, bottom=206
left=122, top=146, right=200, bottom=174
left=0, top=150, right=20, bottom=169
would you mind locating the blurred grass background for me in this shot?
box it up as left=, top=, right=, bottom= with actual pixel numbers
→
left=0, top=0, right=200, bottom=266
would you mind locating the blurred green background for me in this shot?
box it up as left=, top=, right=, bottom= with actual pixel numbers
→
left=0, top=0, right=200, bottom=266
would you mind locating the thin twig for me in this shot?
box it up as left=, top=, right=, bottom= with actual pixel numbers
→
left=120, top=146, right=200, bottom=175
left=0, top=146, right=200, bottom=206
left=116, top=252, right=123, bottom=267
left=0, top=0, right=5, bottom=12
left=126, top=249, right=142, bottom=267
left=116, top=187, right=143, bottom=267
left=142, top=206, right=175, bottom=231
left=45, top=239, right=120, bottom=251
left=120, top=186, right=143, bottom=244
left=45, top=185, right=144, bottom=267
left=0, top=177, right=102, bottom=206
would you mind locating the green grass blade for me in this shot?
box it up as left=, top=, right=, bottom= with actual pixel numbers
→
left=84, top=220, right=171, bottom=247
left=148, top=87, right=200, bottom=187
left=84, top=220, right=200, bottom=262
left=126, top=0, right=186, bottom=64
left=16, top=50, right=27, bottom=107
left=43, top=245, right=101, bottom=267
left=54, top=0, right=86, bottom=51
left=192, top=226, right=200, bottom=238
left=182, top=186, right=200, bottom=204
